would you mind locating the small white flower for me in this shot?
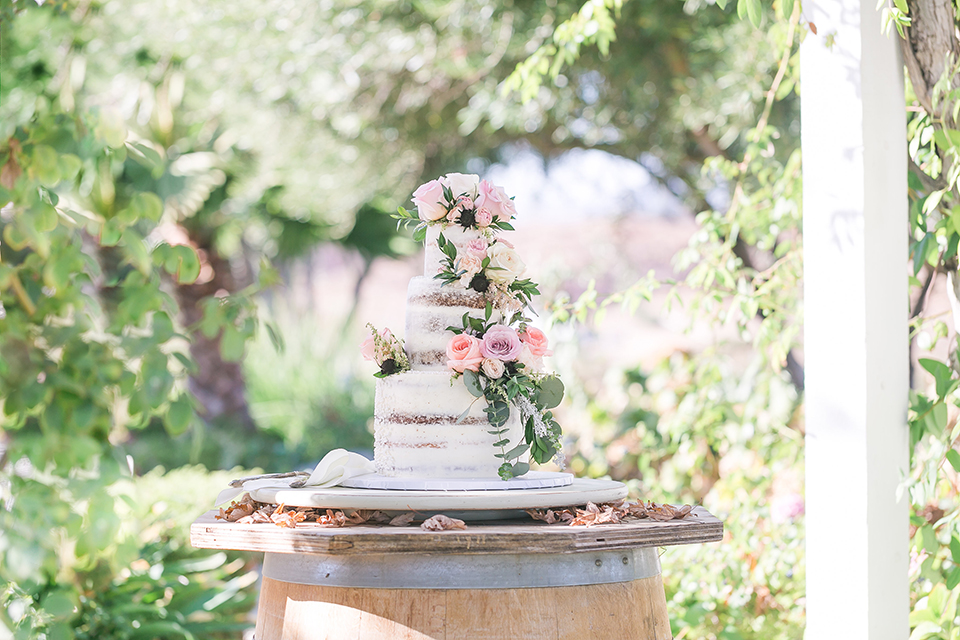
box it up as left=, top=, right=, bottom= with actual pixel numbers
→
left=481, top=358, right=505, bottom=379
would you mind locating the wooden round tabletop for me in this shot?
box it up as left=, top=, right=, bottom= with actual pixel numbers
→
left=190, top=506, right=722, bottom=556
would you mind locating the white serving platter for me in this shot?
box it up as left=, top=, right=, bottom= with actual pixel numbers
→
left=248, top=477, right=627, bottom=513
left=341, top=471, right=573, bottom=491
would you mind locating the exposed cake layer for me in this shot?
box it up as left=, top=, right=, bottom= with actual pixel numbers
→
left=374, top=370, right=523, bottom=477
left=404, top=276, right=498, bottom=371
left=423, top=225, right=482, bottom=277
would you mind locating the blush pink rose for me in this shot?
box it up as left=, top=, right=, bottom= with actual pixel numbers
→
left=412, top=179, right=448, bottom=221
left=520, top=327, right=552, bottom=357
left=474, top=207, right=493, bottom=227
left=446, top=334, right=483, bottom=372
left=475, top=180, right=516, bottom=222
left=464, top=238, right=488, bottom=258
left=359, top=335, right=376, bottom=361
left=480, top=325, right=522, bottom=361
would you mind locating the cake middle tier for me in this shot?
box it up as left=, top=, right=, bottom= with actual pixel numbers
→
left=374, top=370, right=524, bottom=478
left=404, top=276, right=497, bottom=371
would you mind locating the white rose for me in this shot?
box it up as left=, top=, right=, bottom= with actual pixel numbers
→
left=481, top=358, right=505, bottom=379
left=441, top=173, right=480, bottom=199
left=487, top=243, right=526, bottom=283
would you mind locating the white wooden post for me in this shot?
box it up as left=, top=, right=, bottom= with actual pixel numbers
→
left=801, top=1, right=909, bottom=637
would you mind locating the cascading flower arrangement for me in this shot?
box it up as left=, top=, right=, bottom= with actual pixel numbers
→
left=445, top=306, right=564, bottom=480
left=380, top=173, right=565, bottom=479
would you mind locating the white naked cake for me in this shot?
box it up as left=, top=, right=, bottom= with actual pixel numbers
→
left=361, top=174, right=564, bottom=481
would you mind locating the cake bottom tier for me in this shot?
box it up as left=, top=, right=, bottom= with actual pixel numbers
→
left=374, top=371, right=523, bottom=478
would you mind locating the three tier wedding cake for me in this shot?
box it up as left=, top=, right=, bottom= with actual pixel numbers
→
left=361, top=173, right=564, bottom=481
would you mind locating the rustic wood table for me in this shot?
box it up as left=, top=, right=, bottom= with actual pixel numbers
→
left=191, top=507, right=723, bottom=640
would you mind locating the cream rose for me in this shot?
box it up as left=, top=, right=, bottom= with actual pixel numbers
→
left=481, top=358, right=505, bottom=379
left=412, top=179, right=448, bottom=221
left=441, top=173, right=480, bottom=199
left=486, top=243, right=525, bottom=283
left=517, top=344, right=544, bottom=373
left=457, top=253, right=483, bottom=278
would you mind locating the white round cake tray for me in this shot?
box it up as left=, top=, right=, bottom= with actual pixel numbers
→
left=341, top=471, right=573, bottom=491
left=248, top=477, right=627, bottom=519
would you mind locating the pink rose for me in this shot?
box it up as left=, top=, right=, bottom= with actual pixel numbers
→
left=360, top=335, right=376, bottom=362
left=474, top=207, right=493, bottom=227
left=464, top=238, right=488, bottom=258
left=412, top=179, right=448, bottom=221
left=475, top=180, right=516, bottom=222
left=456, top=195, right=474, bottom=209
left=480, top=325, right=522, bottom=362
left=446, top=334, right=484, bottom=373
left=520, top=327, right=552, bottom=357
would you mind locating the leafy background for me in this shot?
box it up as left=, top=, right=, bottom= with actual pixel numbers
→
left=10, top=0, right=946, bottom=637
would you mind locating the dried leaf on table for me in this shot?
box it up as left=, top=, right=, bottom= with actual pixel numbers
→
left=347, top=509, right=393, bottom=525
left=389, top=512, right=416, bottom=527
left=317, top=509, right=350, bottom=527
left=420, top=514, right=467, bottom=531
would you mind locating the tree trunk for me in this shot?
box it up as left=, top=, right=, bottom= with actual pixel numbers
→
left=903, top=0, right=959, bottom=117
left=177, top=240, right=258, bottom=433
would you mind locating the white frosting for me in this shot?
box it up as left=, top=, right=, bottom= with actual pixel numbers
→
left=374, top=370, right=523, bottom=478
left=404, top=277, right=498, bottom=371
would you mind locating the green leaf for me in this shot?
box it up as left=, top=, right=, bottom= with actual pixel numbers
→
left=913, top=233, right=933, bottom=275
left=951, top=535, right=960, bottom=563
left=463, top=369, right=484, bottom=397
left=100, top=218, right=123, bottom=247
left=220, top=326, right=246, bottom=362
left=948, top=449, right=960, bottom=473
left=456, top=406, right=471, bottom=424
left=537, top=376, right=565, bottom=409
left=716, top=0, right=728, bottom=8
left=511, top=461, right=530, bottom=476
left=171, top=245, right=201, bottom=284
left=504, top=443, right=530, bottom=459
left=947, top=566, right=960, bottom=591
left=919, top=358, right=955, bottom=399
left=781, top=0, right=794, bottom=19
left=925, top=402, right=947, bottom=435
left=165, top=396, right=193, bottom=436
left=746, top=0, right=762, bottom=27
left=32, top=144, right=61, bottom=186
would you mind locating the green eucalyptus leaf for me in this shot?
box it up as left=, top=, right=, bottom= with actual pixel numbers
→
left=537, top=376, right=565, bottom=409
left=511, top=462, right=530, bottom=476
left=463, top=369, right=483, bottom=397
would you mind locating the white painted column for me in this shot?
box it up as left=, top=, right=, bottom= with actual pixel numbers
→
left=801, top=1, right=908, bottom=638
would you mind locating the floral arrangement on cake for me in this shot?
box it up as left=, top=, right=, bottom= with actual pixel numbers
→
left=359, top=324, right=410, bottom=378
left=394, top=172, right=518, bottom=240
left=445, top=304, right=564, bottom=480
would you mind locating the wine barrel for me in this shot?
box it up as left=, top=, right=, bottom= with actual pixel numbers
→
left=254, top=548, right=671, bottom=640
